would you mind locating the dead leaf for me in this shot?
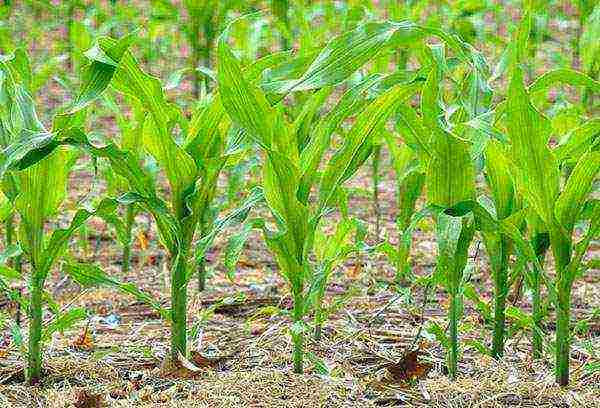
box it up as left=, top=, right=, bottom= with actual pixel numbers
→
left=346, top=261, right=362, bottom=280
left=0, top=348, right=8, bottom=358
left=72, top=327, right=94, bottom=351
left=74, top=389, right=104, bottom=408
left=191, top=351, right=225, bottom=368
left=177, top=352, right=201, bottom=372
left=250, top=321, right=266, bottom=336
left=384, top=350, right=432, bottom=384
left=137, top=230, right=148, bottom=251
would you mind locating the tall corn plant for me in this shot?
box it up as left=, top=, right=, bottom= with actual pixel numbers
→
left=0, top=51, right=124, bottom=384
left=217, top=20, right=428, bottom=372
left=386, top=34, right=493, bottom=377
left=505, top=19, right=600, bottom=384
left=218, top=17, right=489, bottom=373
left=76, top=35, right=266, bottom=362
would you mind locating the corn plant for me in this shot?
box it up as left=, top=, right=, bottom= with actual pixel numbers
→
left=504, top=21, right=600, bottom=385
left=0, top=50, right=125, bottom=384
left=218, top=16, right=491, bottom=373
left=481, top=140, right=518, bottom=358
left=75, top=34, right=265, bottom=362
left=383, top=132, right=425, bottom=285
left=452, top=13, right=599, bottom=384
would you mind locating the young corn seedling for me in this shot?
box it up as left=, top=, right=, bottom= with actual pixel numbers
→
left=75, top=34, right=263, bottom=363
left=383, top=131, right=425, bottom=285
left=218, top=17, right=485, bottom=373
left=218, top=26, right=424, bottom=373
left=481, top=140, right=518, bottom=358
left=0, top=51, right=127, bottom=384
left=1, top=35, right=260, bottom=368
left=101, top=93, right=147, bottom=274
left=504, top=20, right=600, bottom=384
left=385, top=35, right=491, bottom=377
left=309, top=216, right=366, bottom=341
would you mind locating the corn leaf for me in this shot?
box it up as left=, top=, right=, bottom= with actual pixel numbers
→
left=484, top=140, right=516, bottom=220
left=555, top=150, right=600, bottom=233
left=506, top=64, right=559, bottom=226
left=317, top=84, right=418, bottom=214
left=65, top=262, right=169, bottom=321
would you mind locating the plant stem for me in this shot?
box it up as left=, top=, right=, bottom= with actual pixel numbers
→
left=27, top=275, right=43, bottom=384
left=5, top=213, right=23, bottom=326
left=549, top=225, right=572, bottom=386
left=531, top=271, right=542, bottom=358
left=292, top=292, right=304, bottom=374
left=555, top=290, right=570, bottom=386
left=448, top=290, right=459, bottom=380
left=395, top=172, right=424, bottom=284
left=314, top=323, right=322, bottom=341
left=532, top=232, right=549, bottom=359
left=170, top=250, right=188, bottom=361
left=492, top=237, right=509, bottom=358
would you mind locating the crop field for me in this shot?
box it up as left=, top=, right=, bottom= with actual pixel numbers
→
left=0, top=0, right=598, bottom=407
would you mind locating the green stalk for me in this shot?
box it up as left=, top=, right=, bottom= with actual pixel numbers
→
left=531, top=232, right=549, bottom=359
left=531, top=268, right=542, bottom=358
left=448, top=290, right=459, bottom=379
left=5, top=213, right=22, bottom=326
left=555, top=286, right=571, bottom=386
left=197, top=209, right=209, bottom=292
left=313, top=282, right=326, bottom=341
left=549, top=226, right=572, bottom=386
left=122, top=204, right=135, bottom=274
left=371, top=145, right=381, bottom=240
left=170, top=249, right=188, bottom=361
left=27, top=274, right=43, bottom=384
left=491, top=237, right=510, bottom=358
left=25, top=211, right=45, bottom=385
left=291, top=290, right=304, bottom=374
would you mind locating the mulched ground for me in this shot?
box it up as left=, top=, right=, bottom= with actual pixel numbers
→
left=1, top=1, right=599, bottom=407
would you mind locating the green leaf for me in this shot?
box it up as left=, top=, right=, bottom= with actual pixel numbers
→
left=222, top=222, right=253, bottom=281
left=317, top=84, right=419, bottom=213
left=38, top=198, right=119, bottom=279
left=422, top=66, right=475, bottom=208
left=193, top=187, right=265, bottom=274
left=217, top=37, right=277, bottom=149
left=528, top=68, right=600, bottom=95
left=90, top=37, right=197, bottom=207
left=64, top=262, right=169, bottom=321
left=279, top=21, right=414, bottom=93
left=554, top=118, right=600, bottom=162
left=263, top=151, right=308, bottom=261
left=66, top=34, right=137, bottom=114
left=484, top=140, right=516, bottom=220
left=506, top=64, right=559, bottom=226
left=41, top=308, right=87, bottom=342
left=555, top=150, right=600, bottom=233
